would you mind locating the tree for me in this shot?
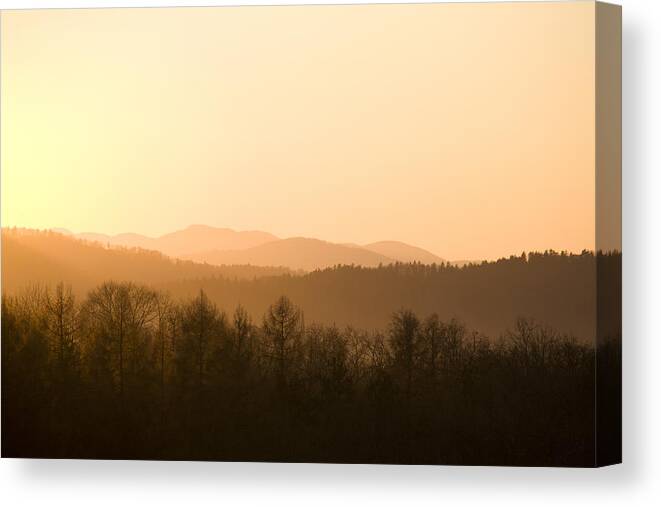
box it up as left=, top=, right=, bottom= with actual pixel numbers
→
left=388, top=309, right=421, bottom=402
left=180, top=289, right=222, bottom=388
left=440, top=318, right=465, bottom=373
left=421, top=313, right=442, bottom=382
left=304, top=325, right=350, bottom=400
left=506, top=318, right=559, bottom=374
left=44, top=283, right=79, bottom=374
left=262, top=296, right=302, bottom=389
left=233, top=304, right=252, bottom=368
left=154, top=291, right=174, bottom=408
left=83, top=282, right=158, bottom=402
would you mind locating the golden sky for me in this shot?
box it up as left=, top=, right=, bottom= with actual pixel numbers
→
left=1, top=2, right=595, bottom=261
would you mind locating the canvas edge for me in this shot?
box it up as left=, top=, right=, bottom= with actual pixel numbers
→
left=595, top=0, right=622, bottom=468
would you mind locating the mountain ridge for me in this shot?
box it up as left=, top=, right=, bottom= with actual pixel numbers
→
left=364, top=240, right=445, bottom=265
left=50, top=225, right=447, bottom=271
left=1, top=228, right=294, bottom=296
left=74, top=224, right=278, bottom=257
left=182, top=237, right=396, bottom=272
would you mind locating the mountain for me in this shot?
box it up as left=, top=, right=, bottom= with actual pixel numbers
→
left=154, top=225, right=278, bottom=257
left=55, top=225, right=448, bottom=270
left=363, top=241, right=444, bottom=264
left=1, top=228, right=292, bottom=296
left=74, top=225, right=278, bottom=257
left=183, top=237, right=395, bottom=271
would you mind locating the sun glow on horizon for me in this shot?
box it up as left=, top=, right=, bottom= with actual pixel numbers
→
left=1, top=3, right=596, bottom=261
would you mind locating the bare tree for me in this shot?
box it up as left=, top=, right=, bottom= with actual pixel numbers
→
left=154, top=291, right=174, bottom=407
left=180, top=289, right=220, bottom=388
left=304, top=324, right=349, bottom=399
left=44, top=283, right=79, bottom=370
left=388, top=309, right=422, bottom=403
left=506, top=318, right=559, bottom=375
left=262, top=296, right=301, bottom=389
left=421, top=313, right=442, bottom=382
left=83, top=282, right=158, bottom=401
left=233, top=304, right=251, bottom=366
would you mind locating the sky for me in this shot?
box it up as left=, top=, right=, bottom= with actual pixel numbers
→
left=1, top=2, right=596, bottom=261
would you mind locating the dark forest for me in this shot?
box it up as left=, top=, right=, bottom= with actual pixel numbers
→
left=1, top=253, right=621, bottom=465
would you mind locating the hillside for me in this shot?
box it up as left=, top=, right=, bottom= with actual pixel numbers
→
left=363, top=240, right=445, bottom=264
left=182, top=237, right=395, bottom=271
left=2, top=228, right=619, bottom=343
left=64, top=225, right=447, bottom=270
left=75, top=224, right=278, bottom=257
left=164, top=252, right=620, bottom=343
left=1, top=228, right=292, bottom=295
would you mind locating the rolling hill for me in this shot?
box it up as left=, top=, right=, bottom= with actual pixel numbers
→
left=363, top=240, right=445, bottom=264
left=163, top=252, right=614, bottom=343
left=75, top=224, right=278, bottom=257
left=1, top=228, right=292, bottom=296
left=60, top=225, right=448, bottom=271
left=182, top=237, right=394, bottom=271
left=1, top=228, right=618, bottom=342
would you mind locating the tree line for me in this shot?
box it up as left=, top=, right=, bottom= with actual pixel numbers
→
left=3, top=228, right=621, bottom=343
left=163, top=251, right=621, bottom=341
left=2, top=280, right=619, bottom=465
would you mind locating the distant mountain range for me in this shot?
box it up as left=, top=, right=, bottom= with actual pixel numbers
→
left=1, top=228, right=293, bottom=296
left=181, top=238, right=395, bottom=272
left=51, top=225, right=447, bottom=271
left=58, top=225, right=278, bottom=258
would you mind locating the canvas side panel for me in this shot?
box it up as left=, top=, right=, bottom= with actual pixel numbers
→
left=595, top=0, right=622, bottom=468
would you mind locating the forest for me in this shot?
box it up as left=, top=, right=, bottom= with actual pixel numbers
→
left=164, top=251, right=615, bottom=340
left=1, top=271, right=621, bottom=466
left=2, top=229, right=621, bottom=341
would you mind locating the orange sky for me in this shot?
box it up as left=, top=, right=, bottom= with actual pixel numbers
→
left=1, top=2, right=595, bottom=261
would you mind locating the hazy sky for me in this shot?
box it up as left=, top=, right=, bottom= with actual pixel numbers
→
left=1, top=2, right=595, bottom=261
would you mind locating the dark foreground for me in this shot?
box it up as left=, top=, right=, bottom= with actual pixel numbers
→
left=2, top=284, right=620, bottom=466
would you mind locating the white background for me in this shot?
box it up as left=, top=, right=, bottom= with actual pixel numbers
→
left=0, top=0, right=659, bottom=505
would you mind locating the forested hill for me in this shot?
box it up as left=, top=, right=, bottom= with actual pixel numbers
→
left=2, top=228, right=619, bottom=343
left=164, top=252, right=620, bottom=343
left=1, top=228, right=294, bottom=294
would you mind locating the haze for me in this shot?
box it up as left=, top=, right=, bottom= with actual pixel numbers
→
left=1, top=3, right=595, bottom=261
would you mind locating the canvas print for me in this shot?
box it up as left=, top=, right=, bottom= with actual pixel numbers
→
left=0, top=1, right=621, bottom=466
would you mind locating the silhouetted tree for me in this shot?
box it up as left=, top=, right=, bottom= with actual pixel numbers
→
left=82, top=282, right=158, bottom=403
left=262, top=296, right=302, bottom=390
left=2, top=257, right=621, bottom=466
left=232, top=304, right=252, bottom=371
left=179, top=289, right=222, bottom=389
left=44, top=283, right=79, bottom=375
left=421, top=313, right=442, bottom=383
left=389, top=309, right=422, bottom=403
left=153, top=291, right=174, bottom=412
